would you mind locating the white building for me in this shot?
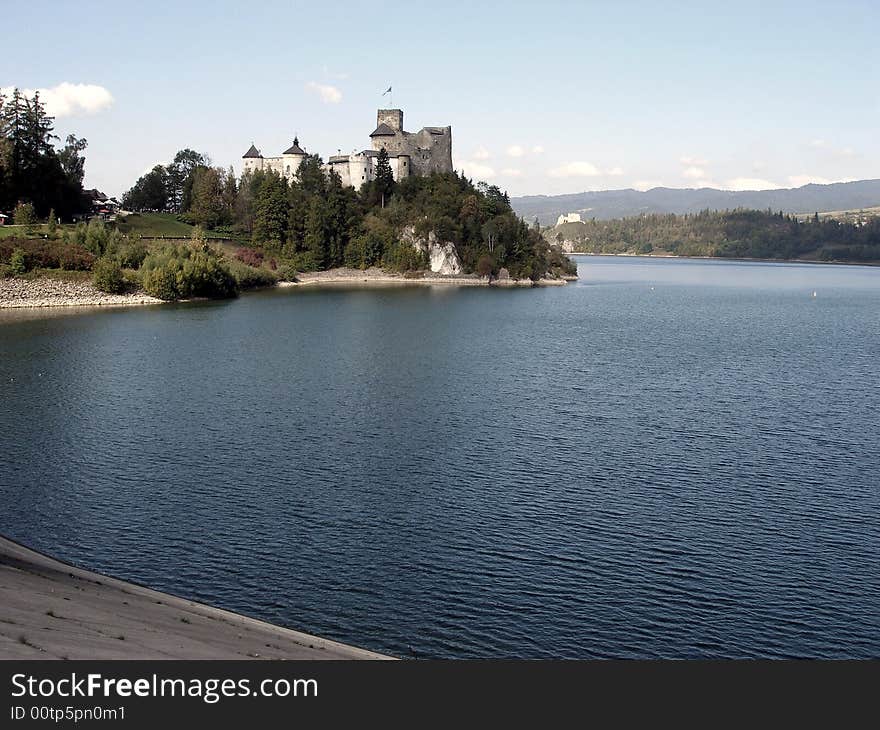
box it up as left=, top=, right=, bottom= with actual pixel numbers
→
left=556, top=212, right=583, bottom=225
left=241, top=137, right=308, bottom=181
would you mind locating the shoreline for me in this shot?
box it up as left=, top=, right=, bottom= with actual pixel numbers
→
left=0, top=267, right=571, bottom=311
left=0, top=277, right=162, bottom=309
left=0, top=534, right=390, bottom=660
left=565, top=251, right=880, bottom=267
left=282, top=267, right=569, bottom=288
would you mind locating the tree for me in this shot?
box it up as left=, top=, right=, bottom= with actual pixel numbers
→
left=167, top=149, right=209, bottom=212
left=253, top=172, right=289, bottom=247
left=0, top=88, right=88, bottom=218
left=188, top=167, right=225, bottom=229
left=374, top=147, right=394, bottom=208
left=122, top=166, right=169, bottom=211
left=13, top=201, right=35, bottom=226
left=57, top=135, right=87, bottom=187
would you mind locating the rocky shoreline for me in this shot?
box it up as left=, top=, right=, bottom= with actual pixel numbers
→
left=0, top=277, right=162, bottom=309
left=1, top=268, right=574, bottom=310
left=283, top=267, right=571, bottom=288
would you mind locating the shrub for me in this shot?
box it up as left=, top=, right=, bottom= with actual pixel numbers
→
left=383, top=239, right=427, bottom=273
left=228, top=259, right=279, bottom=290
left=286, top=250, right=321, bottom=273
left=13, top=202, right=35, bottom=227
left=92, top=257, right=126, bottom=293
left=344, top=233, right=385, bottom=269
left=476, top=254, right=494, bottom=277
left=47, top=209, right=57, bottom=237
left=10, top=248, right=28, bottom=275
left=141, top=266, right=178, bottom=300
left=139, top=242, right=237, bottom=300
left=84, top=219, right=109, bottom=256
left=115, top=239, right=148, bottom=269
left=234, top=247, right=264, bottom=267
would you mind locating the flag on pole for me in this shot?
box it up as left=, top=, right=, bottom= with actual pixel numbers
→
left=383, top=86, right=392, bottom=95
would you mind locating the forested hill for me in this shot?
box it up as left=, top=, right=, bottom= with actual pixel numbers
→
left=513, top=179, right=880, bottom=225
left=548, top=209, right=880, bottom=262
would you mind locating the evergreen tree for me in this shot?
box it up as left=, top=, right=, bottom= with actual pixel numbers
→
left=253, top=172, right=289, bottom=248
left=374, top=147, right=394, bottom=208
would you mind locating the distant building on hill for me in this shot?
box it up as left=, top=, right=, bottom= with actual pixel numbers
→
left=556, top=212, right=583, bottom=226
left=242, top=108, right=453, bottom=189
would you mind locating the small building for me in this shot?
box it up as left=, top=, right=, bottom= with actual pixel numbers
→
left=556, top=213, right=583, bottom=226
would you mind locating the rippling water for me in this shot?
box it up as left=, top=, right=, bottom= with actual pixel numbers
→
left=1, top=256, right=879, bottom=658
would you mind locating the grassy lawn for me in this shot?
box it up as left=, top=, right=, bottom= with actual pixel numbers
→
left=115, top=213, right=233, bottom=239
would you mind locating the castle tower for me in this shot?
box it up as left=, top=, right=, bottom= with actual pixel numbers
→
left=377, top=109, right=403, bottom=131
left=242, top=143, right=263, bottom=174
left=281, top=136, right=307, bottom=179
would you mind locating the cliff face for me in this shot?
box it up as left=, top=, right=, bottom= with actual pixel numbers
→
left=401, top=226, right=463, bottom=275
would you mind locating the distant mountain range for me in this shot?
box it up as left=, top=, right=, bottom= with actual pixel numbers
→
left=511, top=179, right=880, bottom=225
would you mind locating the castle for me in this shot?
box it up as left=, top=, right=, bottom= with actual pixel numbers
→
left=241, top=109, right=453, bottom=188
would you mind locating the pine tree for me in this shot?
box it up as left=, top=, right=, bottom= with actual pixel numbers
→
left=253, top=173, right=289, bottom=248
left=374, top=147, right=394, bottom=208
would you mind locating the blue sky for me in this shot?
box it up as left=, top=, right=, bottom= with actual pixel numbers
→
left=3, top=0, right=878, bottom=197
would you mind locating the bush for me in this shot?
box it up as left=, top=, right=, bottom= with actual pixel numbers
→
left=0, top=238, right=95, bottom=271
left=228, top=259, right=279, bottom=290
left=92, top=257, right=126, bottom=293
left=10, top=248, right=28, bottom=275
left=139, top=242, right=238, bottom=300
left=115, top=239, right=148, bottom=269
left=141, top=266, right=178, bottom=300
left=286, top=250, right=321, bottom=273
left=476, top=254, right=494, bottom=277
left=234, top=247, right=264, bottom=267
left=344, top=233, right=385, bottom=269
left=383, top=239, right=427, bottom=273
left=84, top=219, right=109, bottom=256
left=13, top=202, right=36, bottom=227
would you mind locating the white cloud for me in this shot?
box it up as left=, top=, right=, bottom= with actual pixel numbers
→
left=682, top=166, right=705, bottom=179
left=632, top=179, right=664, bottom=191
left=532, top=145, right=544, bottom=155
left=689, top=179, right=721, bottom=189
left=752, top=160, right=767, bottom=172
left=788, top=174, right=855, bottom=187
left=305, top=81, right=342, bottom=104
left=2, top=82, right=114, bottom=118
left=506, top=144, right=525, bottom=158
left=500, top=168, right=523, bottom=177
left=607, top=166, right=624, bottom=176
left=680, top=155, right=708, bottom=166
left=548, top=161, right=601, bottom=178
left=473, top=146, right=490, bottom=160
left=458, top=161, right=495, bottom=180
left=839, top=146, right=855, bottom=157
left=809, top=139, right=827, bottom=148
left=725, top=177, right=782, bottom=191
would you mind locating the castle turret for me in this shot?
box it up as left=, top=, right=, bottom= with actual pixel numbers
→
left=242, top=143, right=263, bottom=174
left=377, top=109, right=403, bottom=131
left=280, top=136, right=307, bottom=179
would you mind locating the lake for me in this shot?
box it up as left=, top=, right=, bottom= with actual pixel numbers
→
left=1, top=256, right=878, bottom=658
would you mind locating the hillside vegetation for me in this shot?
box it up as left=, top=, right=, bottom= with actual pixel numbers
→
left=549, top=209, right=880, bottom=262
left=123, top=150, right=575, bottom=281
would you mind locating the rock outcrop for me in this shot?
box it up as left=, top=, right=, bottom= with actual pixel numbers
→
left=401, top=226, right=463, bottom=275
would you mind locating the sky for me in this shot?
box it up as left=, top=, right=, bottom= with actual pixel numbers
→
left=3, top=0, right=878, bottom=198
